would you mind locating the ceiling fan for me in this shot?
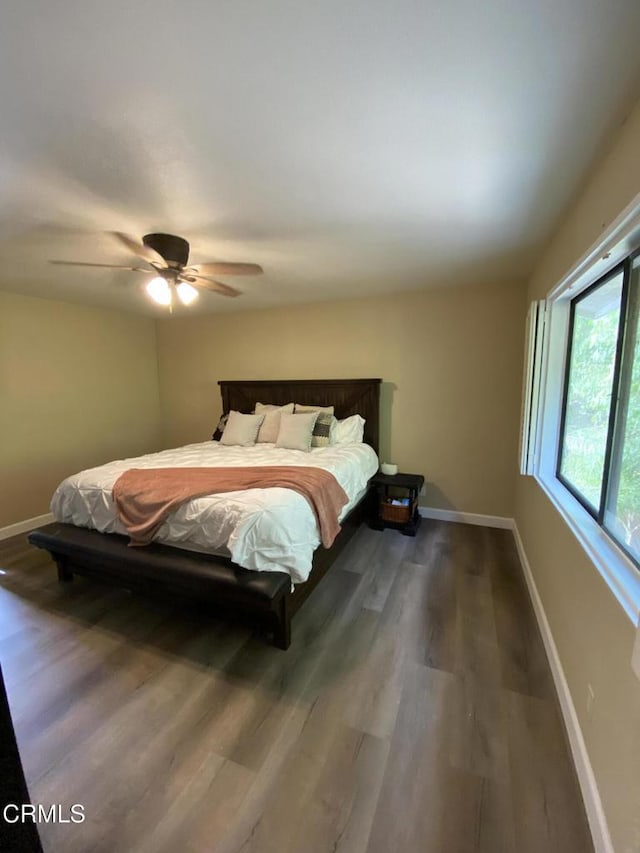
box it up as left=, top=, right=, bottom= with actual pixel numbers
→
left=50, top=232, right=263, bottom=309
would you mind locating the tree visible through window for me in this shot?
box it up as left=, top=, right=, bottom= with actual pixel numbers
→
left=558, top=257, right=640, bottom=568
left=605, top=265, right=640, bottom=562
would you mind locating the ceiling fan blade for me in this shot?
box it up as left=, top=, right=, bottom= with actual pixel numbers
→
left=186, top=262, right=263, bottom=276
left=49, top=260, right=148, bottom=271
left=111, top=232, right=167, bottom=267
left=185, top=274, right=241, bottom=297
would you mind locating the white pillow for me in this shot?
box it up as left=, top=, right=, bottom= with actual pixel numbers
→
left=220, top=410, right=265, bottom=447
left=276, top=412, right=319, bottom=452
left=254, top=402, right=294, bottom=443
left=331, top=414, right=366, bottom=444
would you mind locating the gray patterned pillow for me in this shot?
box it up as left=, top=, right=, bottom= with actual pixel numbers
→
left=212, top=412, right=229, bottom=441
left=294, top=404, right=335, bottom=447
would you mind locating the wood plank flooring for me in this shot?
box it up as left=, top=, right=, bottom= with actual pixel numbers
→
left=0, top=521, right=593, bottom=852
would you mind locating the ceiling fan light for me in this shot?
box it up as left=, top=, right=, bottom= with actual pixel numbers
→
left=177, top=281, right=199, bottom=305
left=146, top=276, right=171, bottom=305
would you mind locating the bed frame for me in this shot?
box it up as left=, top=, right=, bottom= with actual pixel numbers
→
left=28, top=378, right=381, bottom=650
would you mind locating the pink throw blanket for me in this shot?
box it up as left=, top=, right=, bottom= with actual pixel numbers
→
left=112, top=466, right=349, bottom=549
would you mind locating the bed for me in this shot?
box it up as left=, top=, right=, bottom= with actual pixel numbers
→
left=28, top=378, right=381, bottom=649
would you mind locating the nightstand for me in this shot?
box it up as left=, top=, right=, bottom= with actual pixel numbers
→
left=370, top=471, right=424, bottom=536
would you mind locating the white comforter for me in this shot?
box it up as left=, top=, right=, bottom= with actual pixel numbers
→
left=50, top=441, right=379, bottom=584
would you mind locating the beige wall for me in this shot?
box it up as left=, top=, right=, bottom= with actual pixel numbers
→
left=0, top=291, right=162, bottom=527
left=516, top=97, right=640, bottom=853
left=156, top=280, right=526, bottom=518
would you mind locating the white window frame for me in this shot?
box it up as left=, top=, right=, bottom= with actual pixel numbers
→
left=531, top=193, right=640, bottom=625
left=519, top=300, right=546, bottom=476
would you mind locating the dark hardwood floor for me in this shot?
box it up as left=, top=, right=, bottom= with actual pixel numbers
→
left=0, top=521, right=593, bottom=852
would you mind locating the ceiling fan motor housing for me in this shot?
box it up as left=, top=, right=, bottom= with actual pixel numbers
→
left=143, top=233, right=190, bottom=267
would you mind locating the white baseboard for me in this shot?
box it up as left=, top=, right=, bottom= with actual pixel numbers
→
left=0, top=512, right=54, bottom=541
left=511, top=522, right=613, bottom=853
left=418, top=506, right=513, bottom=529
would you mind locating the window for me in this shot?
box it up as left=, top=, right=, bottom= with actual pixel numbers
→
left=525, top=198, right=640, bottom=622
left=556, top=253, right=640, bottom=568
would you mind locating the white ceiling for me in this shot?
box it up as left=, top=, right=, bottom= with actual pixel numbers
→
left=1, top=0, right=640, bottom=316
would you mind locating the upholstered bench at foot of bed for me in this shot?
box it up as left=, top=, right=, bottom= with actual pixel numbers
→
left=27, top=523, right=293, bottom=649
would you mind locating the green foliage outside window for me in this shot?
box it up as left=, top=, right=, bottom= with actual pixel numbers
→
left=560, top=269, right=640, bottom=564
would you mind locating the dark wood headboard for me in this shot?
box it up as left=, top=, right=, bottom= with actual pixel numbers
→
left=218, top=378, right=382, bottom=454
